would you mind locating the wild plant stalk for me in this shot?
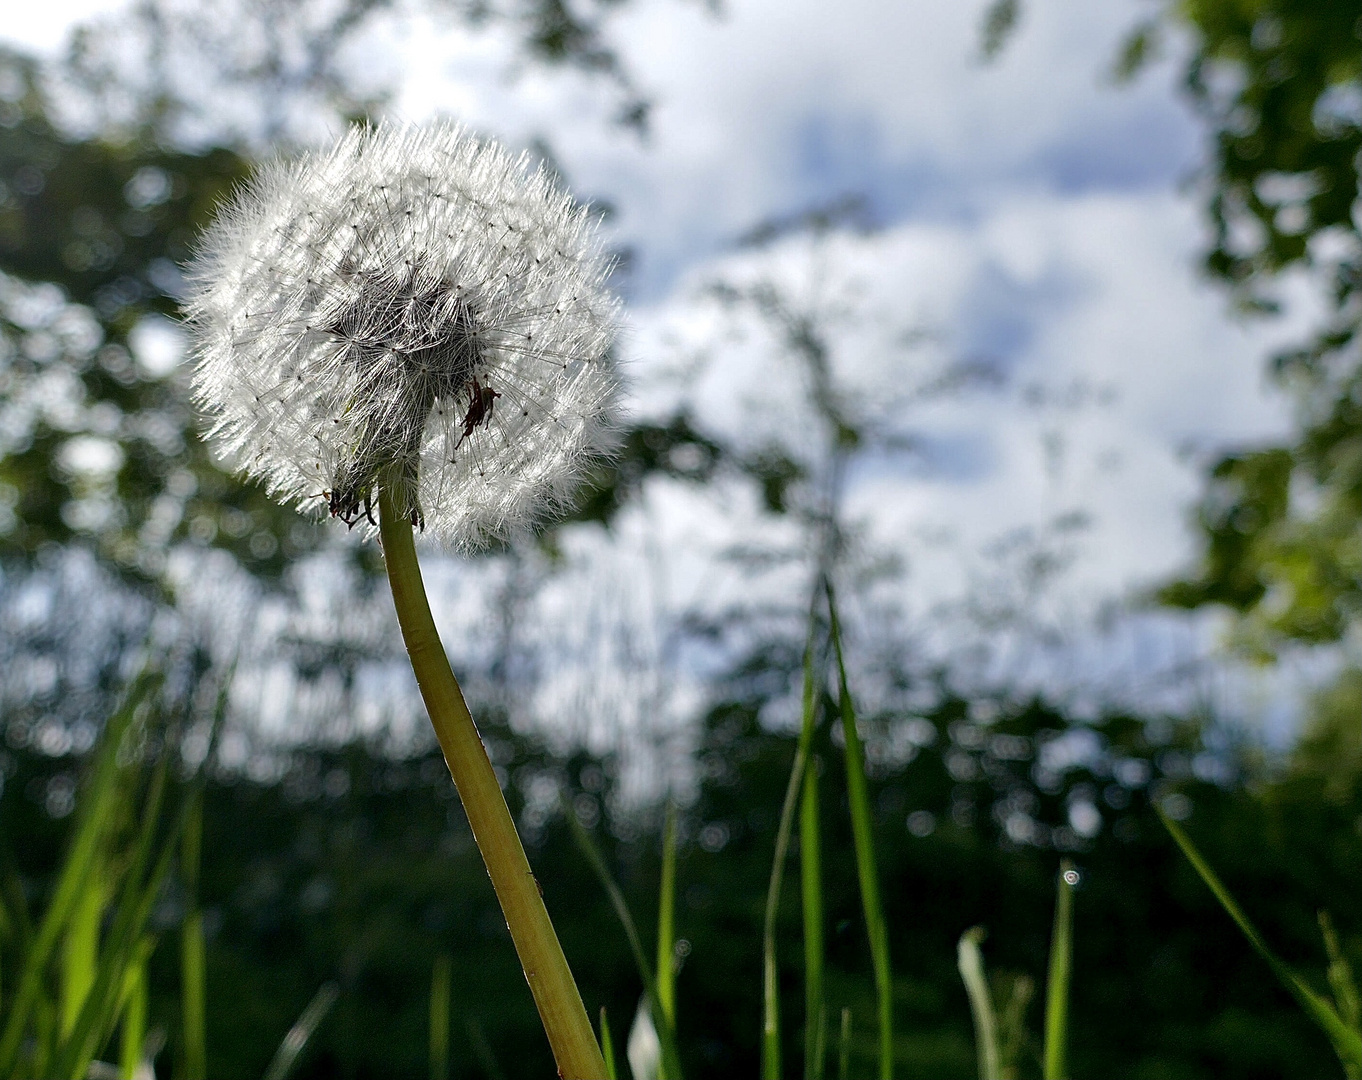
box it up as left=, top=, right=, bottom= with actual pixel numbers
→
left=762, top=619, right=820, bottom=1079
left=564, top=797, right=685, bottom=1079
left=0, top=673, right=159, bottom=1075
left=958, top=928, right=1000, bottom=1080
left=379, top=489, right=605, bottom=1078
left=1043, top=861, right=1076, bottom=1080
left=1162, top=810, right=1362, bottom=1074
left=801, top=753, right=826, bottom=1080
left=262, top=982, right=339, bottom=1080
left=599, top=1007, right=619, bottom=1080
left=117, top=947, right=148, bottom=1080
left=657, top=801, right=679, bottom=1041
left=430, top=954, right=452, bottom=1080
left=827, top=586, right=893, bottom=1079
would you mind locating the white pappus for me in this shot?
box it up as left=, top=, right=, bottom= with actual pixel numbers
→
left=185, top=121, right=621, bottom=550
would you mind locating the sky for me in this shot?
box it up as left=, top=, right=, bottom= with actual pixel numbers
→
left=0, top=0, right=1323, bottom=750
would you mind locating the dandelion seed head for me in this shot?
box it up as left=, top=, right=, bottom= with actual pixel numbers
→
left=185, top=121, right=620, bottom=549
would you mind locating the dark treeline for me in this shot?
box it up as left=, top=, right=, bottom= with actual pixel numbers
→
left=4, top=680, right=1356, bottom=1079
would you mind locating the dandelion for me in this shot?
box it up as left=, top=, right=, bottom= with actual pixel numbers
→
left=186, top=121, right=619, bottom=550
left=185, top=122, right=616, bottom=1079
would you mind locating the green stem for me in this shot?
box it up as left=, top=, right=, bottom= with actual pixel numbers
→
left=378, top=488, right=605, bottom=1080
left=1043, top=861, right=1075, bottom=1080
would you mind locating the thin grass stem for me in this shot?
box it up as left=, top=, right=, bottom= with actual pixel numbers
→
left=262, top=983, right=339, bottom=1080
left=958, top=927, right=1000, bottom=1080
left=827, top=583, right=893, bottom=1079
left=801, top=754, right=826, bottom=1080
left=762, top=613, right=821, bottom=1079
left=1162, top=811, right=1362, bottom=1074
left=1043, top=861, right=1076, bottom=1080
left=599, top=1007, right=618, bottom=1080
left=657, top=801, right=678, bottom=1038
left=117, top=950, right=147, bottom=1080
left=378, top=488, right=604, bottom=1079
left=563, top=802, right=685, bottom=1079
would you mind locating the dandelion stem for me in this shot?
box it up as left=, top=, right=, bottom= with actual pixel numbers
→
left=378, top=487, right=605, bottom=1079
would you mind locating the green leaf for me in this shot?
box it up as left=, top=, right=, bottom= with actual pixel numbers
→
left=0, top=670, right=159, bottom=1077
left=656, top=800, right=678, bottom=1043
left=958, top=927, right=1000, bottom=1080
left=762, top=602, right=821, bottom=1080
left=801, top=752, right=826, bottom=1080
left=599, top=1007, right=618, bottom=1080
left=564, top=802, right=684, bottom=1080
left=827, top=580, right=893, bottom=1080
left=1162, top=811, right=1362, bottom=1075
left=261, top=982, right=339, bottom=1080
left=1043, top=862, right=1076, bottom=1080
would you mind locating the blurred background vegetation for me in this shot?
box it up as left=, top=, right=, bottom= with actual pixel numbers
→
left=7, top=0, right=1362, bottom=1076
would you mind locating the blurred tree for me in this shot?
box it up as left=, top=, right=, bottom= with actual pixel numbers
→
left=979, top=1, right=1362, bottom=657
left=1140, top=0, right=1362, bottom=658
left=0, top=47, right=318, bottom=584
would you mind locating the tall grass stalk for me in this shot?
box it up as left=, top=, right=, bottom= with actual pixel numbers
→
left=827, top=584, right=893, bottom=1079
left=801, top=753, right=826, bottom=1080
left=1320, top=911, right=1362, bottom=1047
left=262, top=982, right=339, bottom=1080
left=60, top=857, right=103, bottom=1037
left=762, top=614, right=821, bottom=1079
left=656, top=801, right=679, bottom=1038
left=117, top=948, right=147, bottom=1080
left=430, top=954, right=451, bottom=1080
left=599, top=1007, right=618, bottom=1080
left=1162, top=811, right=1362, bottom=1074
left=1043, top=861, right=1076, bottom=1080
left=52, top=750, right=179, bottom=1080
left=958, top=928, right=1000, bottom=1080
left=564, top=802, right=685, bottom=1079
left=0, top=672, right=159, bottom=1075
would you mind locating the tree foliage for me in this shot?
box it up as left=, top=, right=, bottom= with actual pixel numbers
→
left=1140, top=0, right=1362, bottom=654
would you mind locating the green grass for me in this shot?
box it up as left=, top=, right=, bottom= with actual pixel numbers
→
left=1162, top=810, right=1362, bottom=1077
left=1043, top=861, right=1076, bottom=1080
left=828, top=581, right=894, bottom=1080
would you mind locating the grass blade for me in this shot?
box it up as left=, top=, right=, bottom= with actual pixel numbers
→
left=1320, top=911, right=1362, bottom=1043
left=599, top=1007, right=618, bottom=1080
left=0, top=672, right=159, bottom=1076
left=54, top=750, right=179, bottom=1080
left=656, top=800, right=678, bottom=1038
left=430, top=953, right=451, bottom=1080
left=958, top=927, right=1000, bottom=1080
left=117, top=941, right=149, bottom=1080
left=827, top=582, right=892, bottom=1080
left=763, top=610, right=821, bottom=1080
left=262, top=982, right=339, bottom=1080
left=1162, top=811, right=1362, bottom=1074
left=1043, top=861, right=1076, bottom=1080
left=60, top=856, right=104, bottom=1037
left=563, top=803, right=684, bottom=1080
left=801, top=753, right=826, bottom=1080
